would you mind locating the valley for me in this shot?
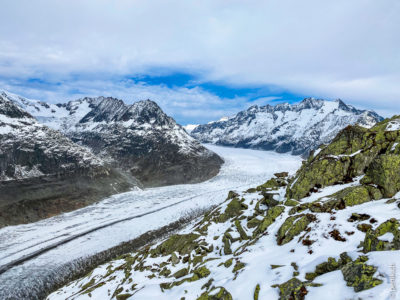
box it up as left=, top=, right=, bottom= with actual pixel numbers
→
left=0, top=145, right=301, bottom=299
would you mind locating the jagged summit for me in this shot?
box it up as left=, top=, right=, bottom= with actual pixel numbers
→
left=191, top=98, right=383, bottom=156
left=0, top=95, right=134, bottom=226
left=0, top=90, right=223, bottom=187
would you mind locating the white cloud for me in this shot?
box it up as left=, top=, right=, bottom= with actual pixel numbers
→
left=0, top=0, right=399, bottom=118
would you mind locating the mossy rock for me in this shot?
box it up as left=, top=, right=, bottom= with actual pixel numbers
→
left=276, top=278, right=308, bottom=300
left=151, top=233, right=200, bottom=257
left=173, top=268, right=188, bottom=279
left=234, top=219, right=249, bottom=240
left=232, top=261, right=245, bottom=273
left=305, top=253, right=351, bottom=280
left=247, top=217, right=262, bottom=229
left=253, top=205, right=285, bottom=236
left=223, top=258, right=233, bottom=268
left=363, top=218, right=400, bottom=253
left=197, top=287, right=233, bottom=300
left=253, top=284, right=260, bottom=300
left=222, top=234, right=232, bottom=255
left=226, top=191, right=239, bottom=200
left=286, top=119, right=400, bottom=201
left=287, top=156, right=353, bottom=201
left=284, top=199, right=299, bottom=207
left=361, top=154, right=400, bottom=198
left=257, top=178, right=285, bottom=191
left=217, top=198, right=248, bottom=223
left=116, top=294, right=132, bottom=300
left=341, top=256, right=383, bottom=292
left=277, top=214, right=317, bottom=245
left=275, top=172, right=289, bottom=178
left=271, top=264, right=284, bottom=269
left=193, top=266, right=211, bottom=278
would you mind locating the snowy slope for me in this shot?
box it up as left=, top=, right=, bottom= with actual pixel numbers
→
left=47, top=116, right=400, bottom=300
left=191, top=98, right=383, bottom=156
left=0, top=90, right=223, bottom=187
left=0, top=145, right=302, bottom=300
left=0, top=95, right=135, bottom=226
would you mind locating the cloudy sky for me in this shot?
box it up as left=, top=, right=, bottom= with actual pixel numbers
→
left=0, top=0, right=399, bottom=124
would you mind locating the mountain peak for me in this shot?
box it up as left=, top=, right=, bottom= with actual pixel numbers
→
left=0, top=94, right=33, bottom=120
left=191, top=97, right=383, bottom=156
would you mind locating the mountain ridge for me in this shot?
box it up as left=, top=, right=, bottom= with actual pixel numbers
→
left=191, top=97, right=383, bottom=156
left=0, top=90, right=224, bottom=187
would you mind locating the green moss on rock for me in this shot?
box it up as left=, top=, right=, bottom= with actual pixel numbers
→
left=197, top=287, right=233, bottom=300
left=151, top=233, right=199, bottom=257
left=253, top=284, right=260, bottom=300
left=341, top=257, right=383, bottom=292
left=363, top=218, right=400, bottom=253
left=361, top=154, right=400, bottom=198
left=276, top=278, right=308, bottom=300
left=277, top=214, right=317, bottom=245
left=253, top=205, right=285, bottom=236
left=173, top=268, right=188, bottom=279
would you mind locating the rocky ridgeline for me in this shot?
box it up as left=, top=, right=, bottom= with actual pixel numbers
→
left=0, top=91, right=223, bottom=226
left=49, top=117, right=400, bottom=300
left=191, top=98, right=383, bottom=156
left=69, top=99, right=223, bottom=187
left=0, top=96, right=135, bottom=226
left=1, top=91, right=223, bottom=187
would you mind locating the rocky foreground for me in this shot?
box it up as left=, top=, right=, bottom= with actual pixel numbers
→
left=48, top=116, right=400, bottom=299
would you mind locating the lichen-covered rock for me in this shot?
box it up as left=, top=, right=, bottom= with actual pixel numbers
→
left=305, top=253, right=352, bottom=280
left=253, top=284, right=260, bottom=300
left=363, top=218, right=400, bottom=253
left=341, top=256, right=383, bottom=292
left=361, top=154, right=400, bottom=198
left=235, top=220, right=249, bottom=240
left=276, top=278, right=308, bottom=300
left=257, top=177, right=286, bottom=192
left=277, top=214, right=317, bottom=245
left=253, top=205, right=285, bottom=236
left=287, top=117, right=400, bottom=201
left=197, top=287, right=233, bottom=300
left=173, top=268, right=188, bottom=279
left=151, top=233, right=199, bottom=256
left=216, top=198, right=248, bottom=223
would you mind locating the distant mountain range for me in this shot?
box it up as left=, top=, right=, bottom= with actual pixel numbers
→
left=0, top=91, right=223, bottom=226
left=190, top=98, right=383, bottom=156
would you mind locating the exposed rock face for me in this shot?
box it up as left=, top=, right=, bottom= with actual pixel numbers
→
left=287, top=116, right=400, bottom=201
left=0, top=95, right=135, bottom=226
left=191, top=98, right=383, bottom=156
left=2, top=91, right=223, bottom=187
left=70, top=99, right=223, bottom=186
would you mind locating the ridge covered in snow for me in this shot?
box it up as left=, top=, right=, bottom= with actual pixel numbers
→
left=0, top=90, right=223, bottom=187
left=0, top=95, right=135, bottom=226
left=191, top=98, right=383, bottom=156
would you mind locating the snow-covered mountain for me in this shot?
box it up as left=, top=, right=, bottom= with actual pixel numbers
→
left=0, top=95, right=135, bottom=227
left=1, top=91, right=223, bottom=187
left=191, top=98, right=384, bottom=156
